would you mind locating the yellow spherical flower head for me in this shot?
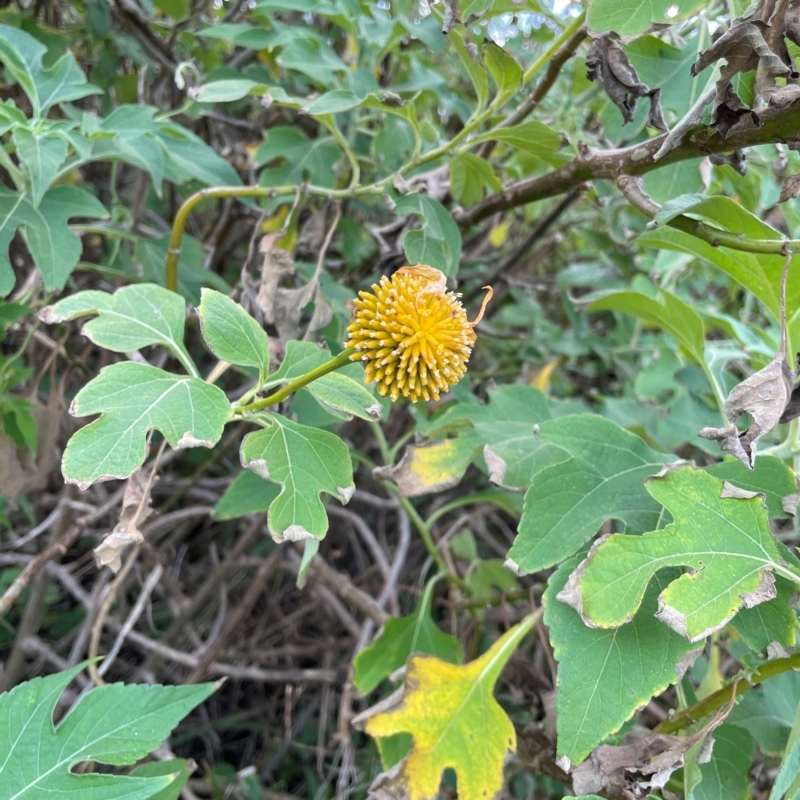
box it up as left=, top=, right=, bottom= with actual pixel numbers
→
left=346, top=265, right=492, bottom=403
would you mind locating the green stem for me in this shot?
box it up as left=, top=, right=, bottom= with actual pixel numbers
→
left=233, top=349, right=355, bottom=414
left=521, top=10, right=586, bottom=84
left=369, top=421, right=471, bottom=593
left=657, top=652, right=800, bottom=735
left=323, top=119, right=360, bottom=190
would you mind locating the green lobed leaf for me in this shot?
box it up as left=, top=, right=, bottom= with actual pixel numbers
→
left=730, top=571, right=798, bottom=652
left=508, top=415, right=672, bottom=575
left=394, top=193, right=462, bottom=277
left=64, top=363, right=231, bottom=488
left=129, top=759, right=191, bottom=800
left=587, top=0, right=705, bottom=36
left=0, top=186, right=108, bottom=296
left=240, top=413, right=354, bottom=542
left=13, top=128, right=69, bottom=208
left=214, top=469, right=280, bottom=520
left=688, top=724, right=753, bottom=800
left=434, top=385, right=557, bottom=488
left=0, top=24, right=100, bottom=115
left=545, top=557, right=700, bottom=764
left=354, top=579, right=463, bottom=695
left=729, top=670, right=800, bottom=756
left=588, top=289, right=706, bottom=368
left=41, top=283, right=196, bottom=375
left=574, top=466, right=800, bottom=642
left=198, top=288, right=270, bottom=385
left=705, top=456, right=798, bottom=519
left=0, top=662, right=215, bottom=800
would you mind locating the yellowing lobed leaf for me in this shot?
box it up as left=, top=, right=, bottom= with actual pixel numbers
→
left=353, top=611, right=539, bottom=800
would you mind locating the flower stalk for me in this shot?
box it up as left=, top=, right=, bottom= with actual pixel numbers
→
left=234, top=348, right=356, bottom=415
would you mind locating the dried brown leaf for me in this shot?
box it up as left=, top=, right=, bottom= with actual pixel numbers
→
left=94, top=467, right=155, bottom=572
left=779, top=173, right=800, bottom=202
left=255, top=210, right=337, bottom=342
left=692, top=1, right=800, bottom=136
left=586, top=34, right=667, bottom=131
left=699, top=349, right=795, bottom=467
left=571, top=704, right=732, bottom=796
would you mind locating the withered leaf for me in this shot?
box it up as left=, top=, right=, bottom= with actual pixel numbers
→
left=699, top=350, right=795, bottom=467
left=94, top=467, right=155, bottom=572
left=586, top=34, right=667, bottom=132
left=779, top=173, right=800, bottom=203
left=256, top=230, right=333, bottom=343
left=691, top=1, right=800, bottom=137
left=571, top=704, right=732, bottom=796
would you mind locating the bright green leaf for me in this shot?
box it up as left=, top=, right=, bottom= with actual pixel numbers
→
left=305, top=89, right=363, bottom=115
left=470, top=120, right=563, bottom=156
left=215, top=469, right=281, bottom=520
left=449, top=27, right=488, bottom=110
left=705, top=456, right=798, bottom=519
left=63, top=363, right=231, bottom=488
left=240, top=414, right=354, bottom=542
left=0, top=662, right=215, bottom=800
left=395, top=192, right=462, bottom=277
left=481, top=40, right=522, bottom=100
left=305, top=372, right=382, bottom=421
left=450, top=152, right=501, bottom=208
left=688, top=724, right=753, bottom=800
left=508, top=415, right=672, bottom=575
left=41, top=283, right=196, bottom=376
left=354, top=579, right=463, bottom=695
left=588, top=289, right=706, bottom=367
left=129, top=759, right=191, bottom=800
left=636, top=227, right=794, bottom=323
left=587, top=0, right=705, bottom=36
left=574, top=467, right=800, bottom=642
left=0, top=25, right=100, bottom=115
left=263, top=340, right=330, bottom=387
left=198, top=288, right=270, bottom=385
left=545, top=557, right=699, bottom=764
left=730, top=572, right=798, bottom=652
left=192, top=79, right=264, bottom=103
left=13, top=129, right=68, bottom=208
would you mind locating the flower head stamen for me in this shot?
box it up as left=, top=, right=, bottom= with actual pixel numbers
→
left=346, top=265, right=492, bottom=403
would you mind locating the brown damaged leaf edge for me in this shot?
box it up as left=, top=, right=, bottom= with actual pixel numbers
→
left=699, top=252, right=795, bottom=467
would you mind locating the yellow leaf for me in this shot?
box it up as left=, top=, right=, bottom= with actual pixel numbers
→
left=529, top=356, right=562, bottom=392
left=373, top=437, right=481, bottom=497
left=489, top=218, right=512, bottom=248
left=353, top=611, right=540, bottom=800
